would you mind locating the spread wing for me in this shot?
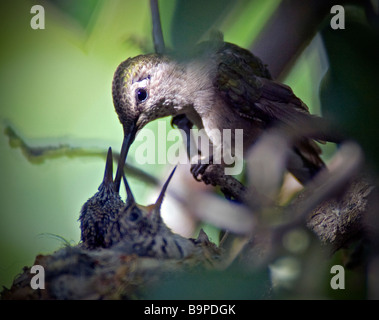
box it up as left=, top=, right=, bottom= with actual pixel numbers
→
left=211, top=42, right=325, bottom=173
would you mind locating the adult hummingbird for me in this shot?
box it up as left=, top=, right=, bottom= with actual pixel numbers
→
left=112, top=38, right=333, bottom=192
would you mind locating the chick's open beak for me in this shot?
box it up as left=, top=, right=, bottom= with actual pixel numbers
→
left=103, top=147, right=114, bottom=187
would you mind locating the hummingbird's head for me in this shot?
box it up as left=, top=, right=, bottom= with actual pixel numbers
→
left=112, top=54, right=183, bottom=191
left=119, top=167, right=177, bottom=237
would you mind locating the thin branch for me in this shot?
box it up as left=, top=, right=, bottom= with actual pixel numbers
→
left=3, top=124, right=159, bottom=186
left=289, top=142, right=364, bottom=225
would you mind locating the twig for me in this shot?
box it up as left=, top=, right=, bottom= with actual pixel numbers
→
left=201, top=164, right=247, bottom=202
left=3, top=124, right=159, bottom=186
left=288, top=141, right=364, bottom=226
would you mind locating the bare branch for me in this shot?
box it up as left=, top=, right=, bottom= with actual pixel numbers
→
left=3, top=124, right=159, bottom=186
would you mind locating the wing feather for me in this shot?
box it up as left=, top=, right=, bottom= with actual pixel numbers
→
left=208, top=42, right=325, bottom=170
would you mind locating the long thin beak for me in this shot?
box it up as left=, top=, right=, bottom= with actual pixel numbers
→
left=122, top=172, right=135, bottom=205
left=154, top=166, right=177, bottom=211
left=103, top=147, right=114, bottom=186
left=114, top=123, right=137, bottom=192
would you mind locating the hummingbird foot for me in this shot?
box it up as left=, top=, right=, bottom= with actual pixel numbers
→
left=190, top=163, right=209, bottom=181
left=171, top=114, right=193, bottom=132
left=190, top=155, right=213, bottom=181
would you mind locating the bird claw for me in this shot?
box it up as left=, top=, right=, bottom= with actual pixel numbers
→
left=171, top=114, right=193, bottom=131
left=190, top=163, right=209, bottom=181
left=190, top=154, right=214, bottom=182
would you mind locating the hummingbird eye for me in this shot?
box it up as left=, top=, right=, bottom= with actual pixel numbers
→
left=129, top=207, right=142, bottom=222
left=136, top=88, right=148, bottom=103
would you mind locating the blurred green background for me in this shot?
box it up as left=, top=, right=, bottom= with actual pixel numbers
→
left=0, top=0, right=283, bottom=289
left=0, top=0, right=377, bottom=298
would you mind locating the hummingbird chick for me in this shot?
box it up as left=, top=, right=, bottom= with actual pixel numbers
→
left=111, top=38, right=337, bottom=192
left=79, top=154, right=196, bottom=258
left=108, top=167, right=196, bottom=259
left=79, top=147, right=124, bottom=250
